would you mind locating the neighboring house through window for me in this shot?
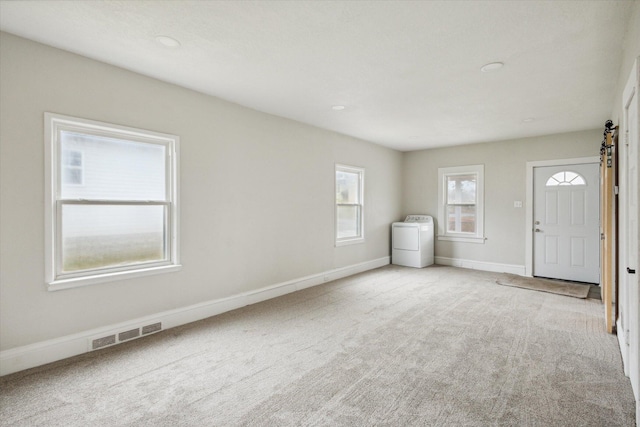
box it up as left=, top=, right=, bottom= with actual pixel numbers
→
left=61, top=149, right=83, bottom=185
left=437, top=164, right=485, bottom=243
left=45, top=113, right=180, bottom=290
left=335, top=164, right=364, bottom=246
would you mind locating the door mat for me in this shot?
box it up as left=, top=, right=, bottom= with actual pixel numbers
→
left=495, top=274, right=590, bottom=299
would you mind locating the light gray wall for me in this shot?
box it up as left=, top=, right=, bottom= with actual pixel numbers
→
left=611, top=1, right=639, bottom=123
left=402, top=130, right=601, bottom=266
left=0, top=33, right=403, bottom=351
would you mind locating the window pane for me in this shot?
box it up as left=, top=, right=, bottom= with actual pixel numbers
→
left=61, top=204, right=166, bottom=273
left=62, top=150, right=82, bottom=167
left=337, top=205, right=360, bottom=238
left=446, top=205, right=476, bottom=233
left=447, top=174, right=476, bottom=204
left=61, top=150, right=83, bottom=185
left=61, top=131, right=166, bottom=201
left=564, top=171, right=578, bottom=181
left=571, top=176, right=585, bottom=185
left=336, top=171, right=360, bottom=204
left=62, top=167, right=82, bottom=185
left=546, top=177, right=560, bottom=186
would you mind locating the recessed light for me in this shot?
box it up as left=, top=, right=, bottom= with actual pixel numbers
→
left=522, top=117, right=535, bottom=123
left=332, top=105, right=346, bottom=111
left=480, top=62, right=504, bottom=72
left=155, top=35, right=181, bottom=48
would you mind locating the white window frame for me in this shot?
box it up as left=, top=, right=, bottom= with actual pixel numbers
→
left=335, top=164, right=365, bottom=246
left=44, top=113, right=181, bottom=291
left=437, top=164, right=485, bottom=244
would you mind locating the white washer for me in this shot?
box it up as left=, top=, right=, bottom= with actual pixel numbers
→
left=392, top=215, right=434, bottom=268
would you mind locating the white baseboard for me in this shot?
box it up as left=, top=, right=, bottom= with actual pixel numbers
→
left=0, top=257, right=389, bottom=376
left=435, top=256, right=526, bottom=276
left=618, top=322, right=639, bottom=427
left=617, top=318, right=630, bottom=377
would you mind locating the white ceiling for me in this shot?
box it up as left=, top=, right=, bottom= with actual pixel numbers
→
left=0, top=1, right=634, bottom=151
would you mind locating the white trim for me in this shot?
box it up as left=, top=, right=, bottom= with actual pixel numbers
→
left=436, top=235, right=486, bottom=244
left=524, top=156, right=599, bottom=277
left=435, top=256, right=525, bottom=276
left=618, top=56, right=640, bottom=414
left=335, top=237, right=365, bottom=247
left=48, top=264, right=183, bottom=291
left=0, top=257, right=389, bottom=376
left=618, top=318, right=630, bottom=376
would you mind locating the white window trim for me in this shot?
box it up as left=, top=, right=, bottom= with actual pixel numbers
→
left=335, top=164, right=365, bottom=247
left=437, top=164, right=485, bottom=244
left=44, top=113, right=181, bottom=291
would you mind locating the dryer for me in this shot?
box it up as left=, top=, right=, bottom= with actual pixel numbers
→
left=392, top=215, right=434, bottom=268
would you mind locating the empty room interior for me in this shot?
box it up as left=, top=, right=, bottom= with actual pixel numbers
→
left=1, top=1, right=640, bottom=426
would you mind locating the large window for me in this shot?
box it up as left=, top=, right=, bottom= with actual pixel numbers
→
left=45, top=113, right=180, bottom=290
left=437, top=164, right=485, bottom=243
left=335, top=164, right=364, bottom=246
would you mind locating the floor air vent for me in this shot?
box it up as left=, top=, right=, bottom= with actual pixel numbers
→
left=118, top=328, right=140, bottom=342
left=92, top=335, right=116, bottom=350
left=142, top=322, right=162, bottom=335
left=89, top=321, right=162, bottom=352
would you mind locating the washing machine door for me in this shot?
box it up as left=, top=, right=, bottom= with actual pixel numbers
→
left=393, top=224, right=419, bottom=251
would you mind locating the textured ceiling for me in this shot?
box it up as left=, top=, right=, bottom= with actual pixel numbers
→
left=0, top=1, right=634, bottom=151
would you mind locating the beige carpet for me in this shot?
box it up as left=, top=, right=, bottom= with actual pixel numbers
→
left=495, top=273, right=591, bottom=299
left=0, top=265, right=635, bottom=426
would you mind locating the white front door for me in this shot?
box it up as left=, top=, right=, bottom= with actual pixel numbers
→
left=533, top=163, right=600, bottom=283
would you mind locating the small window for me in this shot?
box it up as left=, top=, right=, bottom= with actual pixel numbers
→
left=45, top=113, right=180, bottom=290
left=437, top=165, right=485, bottom=243
left=335, top=164, right=364, bottom=246
left=546, top=171, right=586, bottom=186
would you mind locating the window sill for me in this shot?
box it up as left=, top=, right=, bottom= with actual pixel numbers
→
left=335, top=237, right=365, bottom=247
left=47, top=264, right=182, bottom=291
left=437, top=235, right=486, bottom=244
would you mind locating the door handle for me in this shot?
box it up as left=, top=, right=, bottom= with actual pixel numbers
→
left=628, top=267, right=636, bottom=274
left=535, top=228, right=542, bottom=233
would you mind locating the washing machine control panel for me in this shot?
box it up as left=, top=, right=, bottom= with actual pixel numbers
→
left=404, top=215, right=432, bottom=223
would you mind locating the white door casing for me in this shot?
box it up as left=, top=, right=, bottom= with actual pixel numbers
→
left=619, top=57, right=639, bottom=414
left=627, top=80, right=639, bottom=412
left=533, top=163, right=600, bottom=283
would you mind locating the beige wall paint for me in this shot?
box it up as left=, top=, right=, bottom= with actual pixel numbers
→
left=402, top=130, right=601, bottom=266
left=0, top=33, right=403, bottom=351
